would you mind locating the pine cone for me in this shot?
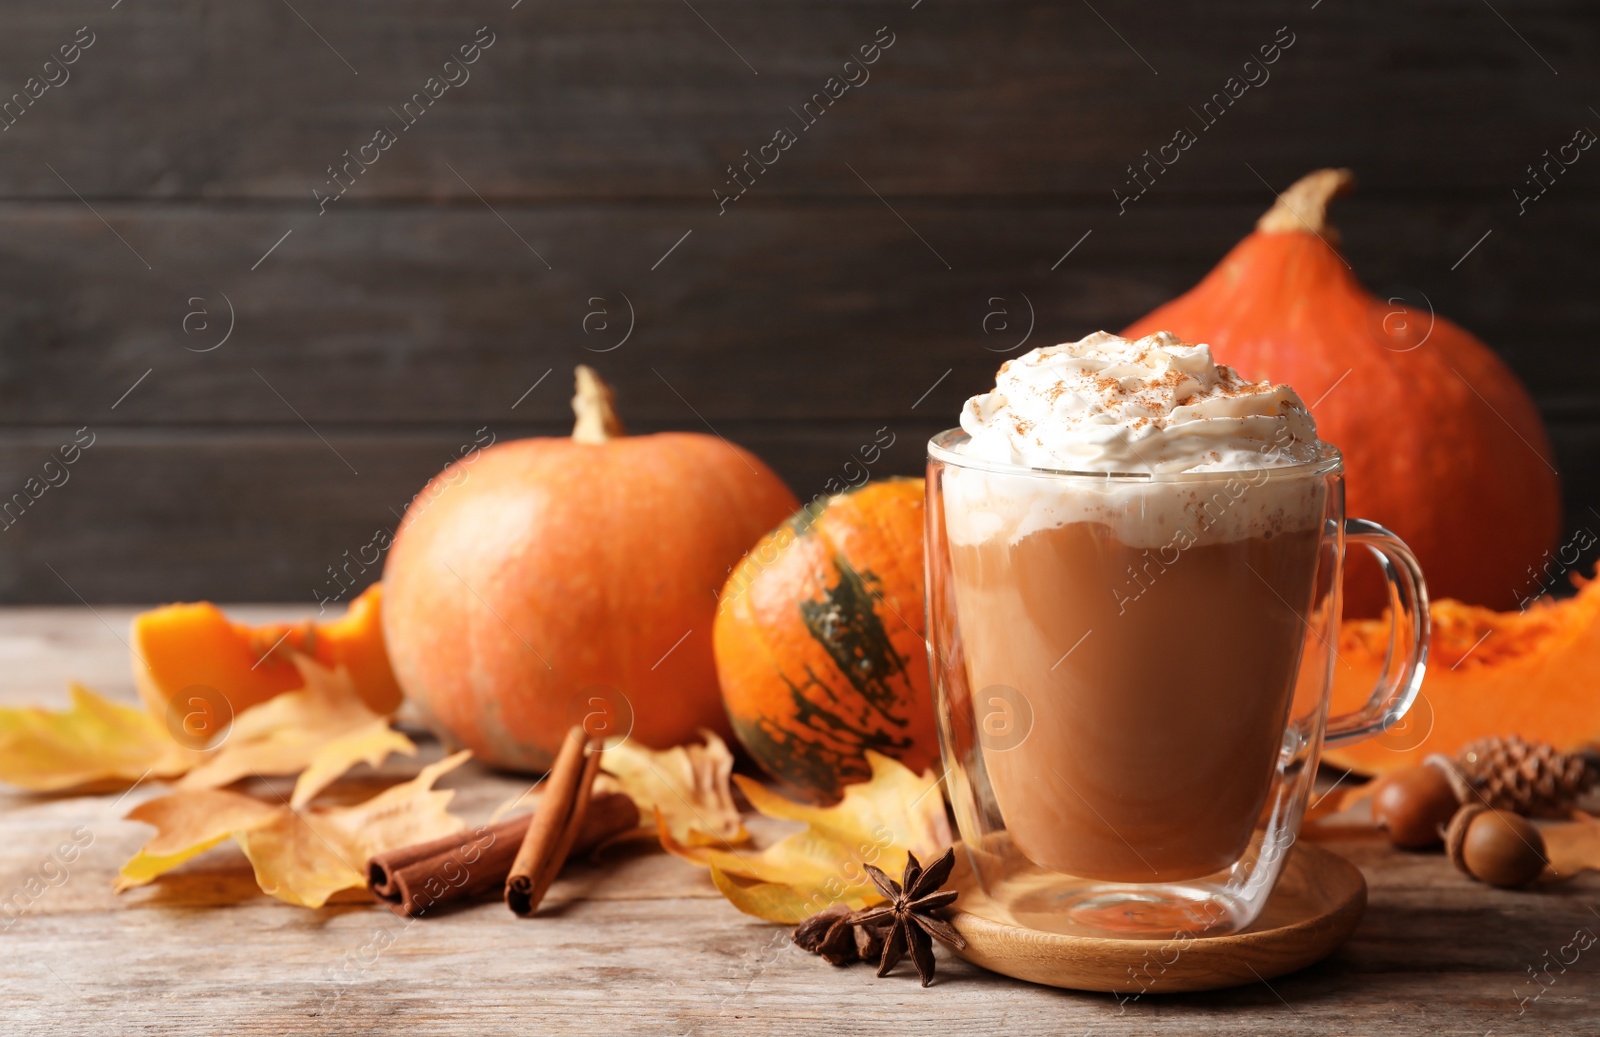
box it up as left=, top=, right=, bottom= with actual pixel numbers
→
left=1455, top=735, right=1597, bottom=818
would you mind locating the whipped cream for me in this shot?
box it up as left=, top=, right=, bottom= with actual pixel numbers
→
left=943, top=331, right=1327, bottom=548
left=959, top=331, right=1320, bottom=474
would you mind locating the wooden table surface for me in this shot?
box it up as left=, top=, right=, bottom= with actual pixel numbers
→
left=2, top=607, right=1597, bottom=1036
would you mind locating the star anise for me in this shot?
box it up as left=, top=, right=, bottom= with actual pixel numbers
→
left=852, top=848, right=966, bottom=987
left=792, top=904, right=859, bottom=965
left=791, top=902, right=890, bottom=966
left=853, top=920, right=884, bottom=961
left=791, top=848, right=966, bottom=986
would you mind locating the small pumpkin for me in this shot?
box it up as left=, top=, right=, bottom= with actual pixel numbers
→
left=1323, top=566, right=1600, bottom=774
left=382, top=367, right=799, bottom=771
left=1124, top=168, right=1560, bottom=615
left=714, top=478, right=935, bottom=800
left=132, top=583, right=402, bottom=718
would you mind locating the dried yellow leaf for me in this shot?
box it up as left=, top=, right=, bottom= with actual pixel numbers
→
left=0, top=657, right=409, bottom=798
left=114, top=787, right=282, bottom=892
left=0, top=683, right=192, bottom=792
left=117, top=752, right=471, bottom=908
left=600, top=730, right=749, bottom=848
left=176, top=659, right=414, bottom=805
left=699, top=751, right=951, bottom=923
left=1537, top=809, right=1600, bottom=880
left=289, top=720, right=415, bottom=808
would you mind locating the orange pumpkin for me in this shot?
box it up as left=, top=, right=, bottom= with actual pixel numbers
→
left=1124, top=168, right=1560, bottom=615
left=714, top=478, right=936, bottom=800
left=1324, top=567, right=1600, bottom=774
left=382, top=367, right=799, bottom=771
left=132, top=582, right=402, bottom=719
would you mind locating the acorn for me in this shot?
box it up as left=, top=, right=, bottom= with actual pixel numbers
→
left=1370, top=762, right=1462, bottom=849
left=1445, top=805, right=1547, bottom=888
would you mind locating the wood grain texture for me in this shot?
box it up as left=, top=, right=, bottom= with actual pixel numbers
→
left=0, top=423, right=938, bottom=603
left=1, top=0, right=1598, bottom=600
left=2, top=608, right=1599, bottom=1035
left=4, top=418, right=1598, bottom=606
left=0, top=1, right=1595, bottom=200
left=4, top=200, right=1600, bottom=425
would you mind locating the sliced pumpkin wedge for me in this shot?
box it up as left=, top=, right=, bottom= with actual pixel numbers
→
left=131, top=583, right=402, bottom=719
left=1324, top=570, right=1600, bottom=774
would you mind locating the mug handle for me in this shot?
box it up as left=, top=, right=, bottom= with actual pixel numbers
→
left=1324, top=518, right=1431, bottom=747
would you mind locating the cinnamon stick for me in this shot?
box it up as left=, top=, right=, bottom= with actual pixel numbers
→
left=506, top=725, right=599, bottom=917
left=525, top=744, right=605, bottom=914
left=367, top=791, right=638, bottom=917
left=369, top=816, right=518, bottom=910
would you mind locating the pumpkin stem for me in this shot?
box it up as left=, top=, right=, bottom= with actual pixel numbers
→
left=1256, top=168, right=1355, bottom=238
left=571, top=365, right=625, bottom=443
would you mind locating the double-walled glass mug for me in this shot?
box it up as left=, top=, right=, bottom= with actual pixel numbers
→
left=925, top=429, right=1429, bottom=939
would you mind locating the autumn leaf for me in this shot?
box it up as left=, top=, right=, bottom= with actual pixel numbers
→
left=176, top=658, right=415, bottom=807
left=0, top=684, right=193, bottom=792
left=241, top=751, right=469, bottom=907
left=599, top=730, right=749, bottom=848
left=0, top=658, right=408, bottom=799
left=1301, top=781, right=1372, bottom=824
left=1543, top=810, right=1600, bottom=880
left=288, top=721, right=415, bottom=808
left=118, top=752, right=472, bottom=907
left=697, top=751, right=951, bottom=924
left=115, top=787, right=283, bottom=890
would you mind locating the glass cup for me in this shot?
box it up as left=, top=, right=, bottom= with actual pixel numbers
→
left=925, top=429, right=1428, bottom=939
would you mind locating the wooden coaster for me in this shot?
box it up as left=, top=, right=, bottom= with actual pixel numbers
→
left=946, top=842, right=1366, bottom=993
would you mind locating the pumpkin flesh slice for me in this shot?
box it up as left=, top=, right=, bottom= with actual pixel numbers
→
left=1323, top=574, right=1600, bottom=774
left=132, top=583, right=402, bottom=721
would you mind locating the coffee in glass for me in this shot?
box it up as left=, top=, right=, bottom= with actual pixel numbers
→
left=927, top=331, right=1428, bottom=937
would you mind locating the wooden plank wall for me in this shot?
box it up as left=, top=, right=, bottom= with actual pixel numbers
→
left=1, top=0, right=1596, bottom=603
